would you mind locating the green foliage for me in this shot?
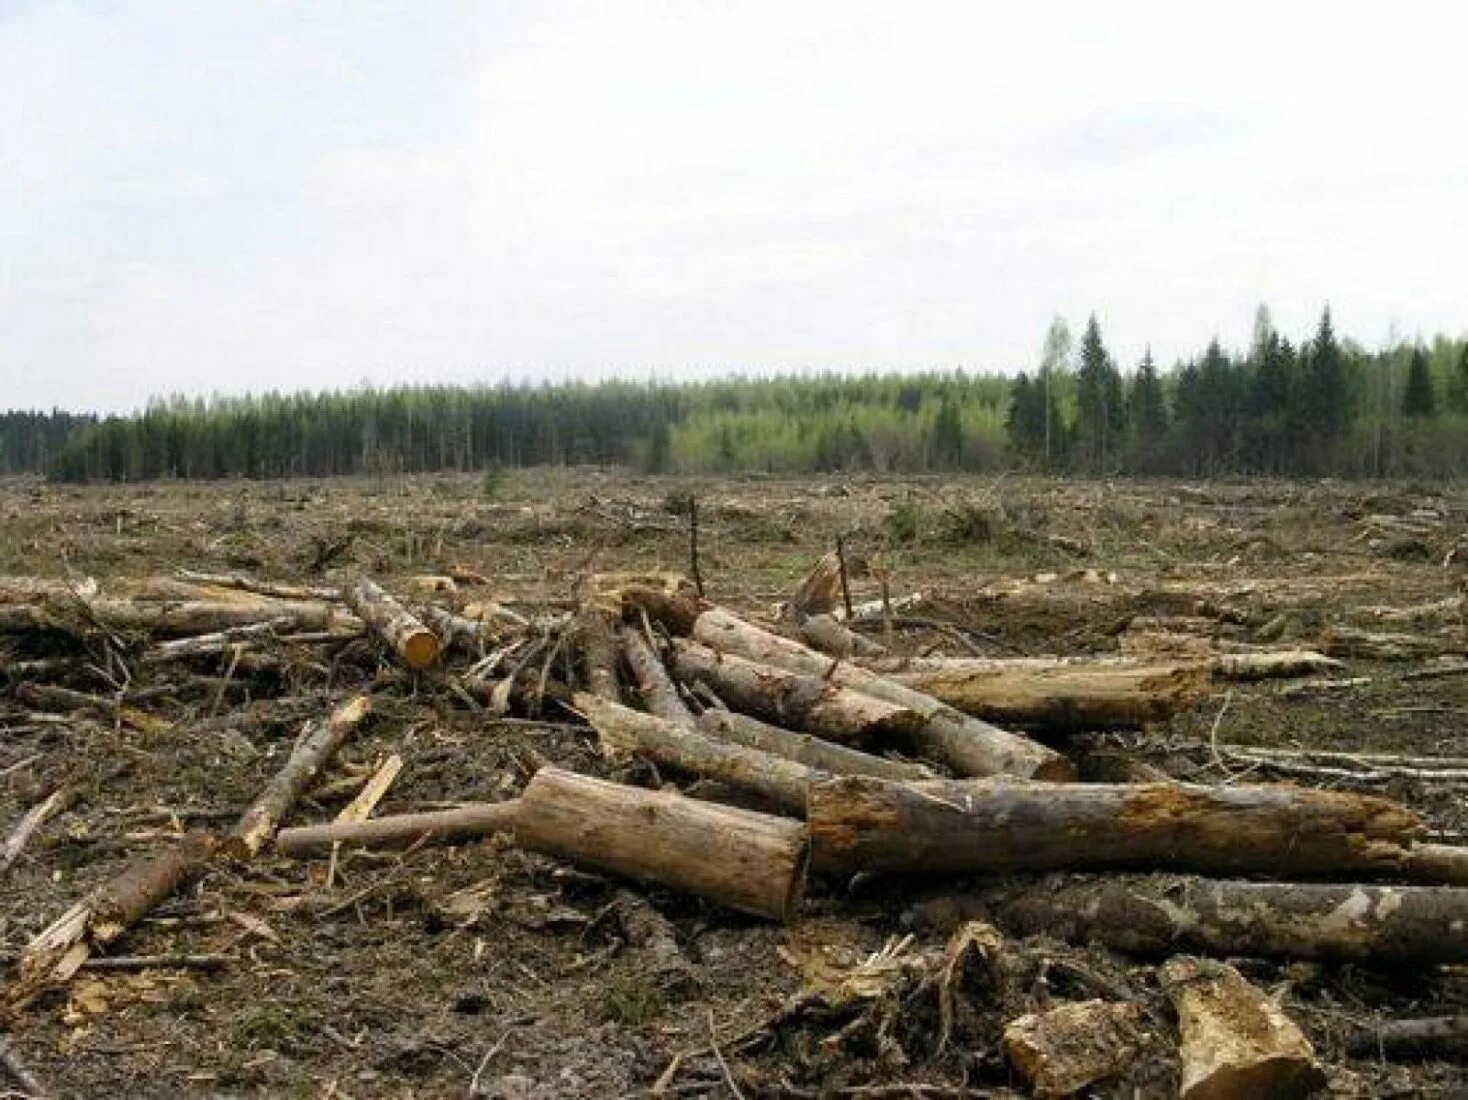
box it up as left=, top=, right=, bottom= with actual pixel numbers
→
left=884, top=494, right=921, bottom=544
left=481, top=461, right=507, bottom=499
left=1402, top=348, right=1436, bottom=418
left=599, top=975, right=666, bottom=1024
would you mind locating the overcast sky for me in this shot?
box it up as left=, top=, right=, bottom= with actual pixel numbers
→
left=4, top=2, right=1467, bottom=413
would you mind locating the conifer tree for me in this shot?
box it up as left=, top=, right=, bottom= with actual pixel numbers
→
left=1402, top=347, right=1436, bottom=418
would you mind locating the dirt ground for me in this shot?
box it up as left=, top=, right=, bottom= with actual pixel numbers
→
left=2, top=470, right=1466, bottom=1097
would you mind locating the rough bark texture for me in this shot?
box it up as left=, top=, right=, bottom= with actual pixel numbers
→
left=1399, top=842, right=1468, bottom=886
left=696, top=709, right=935, bottom=782
left=797, top=613, right=886, bottom=660
left=619, top=625, right=696, bottom=726
left=778, top=551, right=844, bottom=623
left=343, top=578, right=441, bottom=670
left=224, top=695, right=373, bottom=858
left=940, top=875, right=1468, bottom=964
left=889, top=660, right=1210, bottom=729
left=670, top=638, right=924, bottom=744
left=419, top=604, right=502, bottom=653
left=276, top=802, right=518, bottom=856
left=574, top=608, right=623, bottom=701
left=1210, top=650, right=1344, bottom=681
left=691, top=607, right=1072, bottom=779
left=1002, top=999, right=1145, bottom=1098
left=1347, top=1015, right=1468, bottom=1059
left=514, top=767, right=808, bottom=921
left=619, top=583, right=708, bottom=636
left=0, top=597, right=349, bottom=637
left=1160, top=956, right=1325, bottom=1100
left=807, top=776, right=1423, bottom=878
left=578, top=693, right=817, bottom=816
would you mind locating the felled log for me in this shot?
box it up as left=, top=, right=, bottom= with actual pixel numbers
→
left=0, top=575, right=97, bottom=602
left=577, top=693, right=817, bottom=816
left=620, top=625, right=696, bottom=725
left=778, top=551, right=843, bottom=623
left=696, top=709, right=935, bottom=782
left=514, top=767, right=807, bottom=921
left=139, top=617, right=308, bottom=664
left=807, top=776, right=1422, bottom=878
left=1347, top=1015, right=1468, bottom=1059
left=1400, top=843, right=1468, bottom=887
left=17, top=832, right=216, bottom=987
left=797, top=613, right=886, bottom=660
left=1321, top=625, right=1455, bottom=661
left=223, top=695, right=373, bottom=858
left=276, top=801, right=518, bottom=856
left=174, top=569, right=340, bottom=601
left=946, top=875, right=1468, bottom=964
left=669, top=639, right=924, bottom=744
left=1210, top=650, right=1343, bottom=680
left=574, top=608, right=622, bottom=701
left=343, top=578, right=441, bottom=669
left=418, top=604, right=502, bottom=653
left=689, top=608, right=1072, bottom=779
left=1160, top=957, right=1325, bottom=1100
left=2, top=787, right=76, bottom=873
left=888, top=660, right=1209, bottom=729
left=1003, top=999, right=1145, bottom=1098
left=0, top=597, right=349, bottom=637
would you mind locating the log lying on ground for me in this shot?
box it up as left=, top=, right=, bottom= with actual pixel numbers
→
left=222, top=695, right=373, bottom=858
left=807, top=775, right=1423, bottom=878
left=887, top=660, right=1210, bottom=729
left=276, top=801, right=518, bottom=856
left=1210, top=650, right=1343, bottom=680
left=796, top=613, right=886, bottom=660
left=0, top=597, right=351, bottom=637
left=688, top=608, right=1072, bottom=779
left=696, top=709, right=936, bottom=782
left=930, top=875, right=1468, bottom=964
left=777, top=551, right=843, bottom=623
left=419, top=604, right=504, bottom=653
left=1347, top=1015, right=1468, bottom=1059
left=620, top=625, right=696, bottom=725
left=669, top=639, right=924, bottom=744
left=1160, top=956, right=1325, bottom=1100
left=0, top=575, right=97, bottom=602
left=884, top=649, right=1342, bottom=685
left=1321, top=625, right=1456, bottom=661
left=515, top=767, right=808, bottom=921
left=1003, top=999, right=1145, bottom=1098
left=343, top=578, right=441, bottom=669
left=1400, top=843, right=1468, bottom=887
left=578, top=693, right=819, bottom=816
left=174, top=569, right=340, bottom=601
left=16, top=832, right=216, bottom=990
left=574, top=608, right=622, bottom=701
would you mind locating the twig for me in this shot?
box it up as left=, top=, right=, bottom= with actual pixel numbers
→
left=834, top=535, right=854, bottom=621
left=708, top=1009, right=745, bottom=1100
left=81, top=953, right=231, bottom=972
left=2, top=787, right=74, bottom=873
left=467, top=1029, right=513, bottom=1096
left=0, top=1034, right=50, bottom=1098
left=688, top=495, right=705, bottom=598
left=1206, top=690, right=1235, bottom=779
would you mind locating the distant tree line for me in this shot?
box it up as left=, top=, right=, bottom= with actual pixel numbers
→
left=2, top=306, right=1465, bottom=482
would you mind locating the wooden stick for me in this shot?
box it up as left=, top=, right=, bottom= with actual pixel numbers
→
left=515, top=767, right=808, bottom=921
left=688, top=496, right=704, bottom=598
left=343, top=578, right=441, bottom=669
left=620, top=625, right=696, bottom=726
left=575, top=608, right=623, bottom=701
left=1347, top=1015, right=1468, bottom=1059
left=276, top=801, right=518, bottom=856
left=326, top=753, right=402, bottom=886
left=223, top=695, right=373, bottom=859
left=81, top=953, right=231, bottom=972
left=0, top=1033, right=50, bottom=1098
left=2, top=788, right=75, bottom=873
left=696, top=709, right=934, bottom=783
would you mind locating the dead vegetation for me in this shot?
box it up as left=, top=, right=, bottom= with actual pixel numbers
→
left=1, top=470, right=1466, bottom=1096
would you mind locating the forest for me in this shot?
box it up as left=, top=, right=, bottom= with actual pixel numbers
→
left=4, top=307, right=1467, bottom=483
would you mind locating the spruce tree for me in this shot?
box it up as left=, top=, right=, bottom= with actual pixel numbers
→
left=1127, top=348, right=1168, bottom=454
left=1401, top=347, right=1436, bottom=418
left=1074, top=315, right=1121, bottom=471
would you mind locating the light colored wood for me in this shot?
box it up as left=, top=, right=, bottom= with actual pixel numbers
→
left=1003, top=999, right=1145, bottom=1098
left=574, top=608, right=623, bottom=701
left=778, top=551, right=843, bottom=623
left=697, top=709, right=935, bottom=783
left=796, top=613, right=886, bottom=659
left=1160, top=956, right=1324, bottom=1100
left=0, top=597, right=350, bottom=636
left=620, top=625, right=696, bottom=725
left=276, top=801, right=518, bottom=856
left=515, top=767, right=808, bottom=921
left=343, top=578, right=441, bottom=669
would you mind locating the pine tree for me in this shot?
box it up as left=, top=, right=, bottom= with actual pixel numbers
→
left=1402, top=347, right=1436, bottom=418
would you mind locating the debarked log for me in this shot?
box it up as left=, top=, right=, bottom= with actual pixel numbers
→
left=343, top=578, right=441, bottom=670
left=807, top=776, right=1423, bottom=878
left=0, top=597, right=353, bottom=637
left=276, top=801, right=518, bottom=856
left=514, top=767, right=808, bottom=921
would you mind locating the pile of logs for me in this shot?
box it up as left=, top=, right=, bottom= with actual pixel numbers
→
left=4, top=557, right=1466, bottom=1092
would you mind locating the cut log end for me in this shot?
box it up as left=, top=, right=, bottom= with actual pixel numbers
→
left=400, top=628, right=442, bottom=670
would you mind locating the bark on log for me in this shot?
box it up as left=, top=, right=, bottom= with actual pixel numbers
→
left=174, top=570, right=340, bottom=601
left=18, top=832, right=216, bottom=987
left=620, top=625, right=696, bottom=725
left=937, top=875, right=1468, bottom=964
left=1400, top=843, right=1468, bottom=886
left=797, top=613, right=886, bottom=659
left=889, top=660, right=1209, bottom=729
left=619, top=583, right=708, bottom=636
left=577, top=692, right=818, bottom=816
left=514, top=767, right=808, bottom=921
left=343, top=578, right=441, bottom=670
left=669, top=639, right=924, bottom=744
left=1347, top=1015, right=1468, bottom=1059
left=696, top=709, right=936, bottom=783
left=807, top=776, right=1423, bottom=878
left=1321, top=626, right=1454, bottom=661
left=1210, top=650, right=1343, bottom=681
left=1002, top=999, right=1145, bottom=1098
left=1160, top=956, right=1325, bottom=1100
left=574, top=609, right=623, bottom=701
left=419, top=604, right=502, bottom=653
left=276, top=801, right=518, bottom=856
left=690, top=608, right=1071, bottom=779
left=0, top=597, right=351, bottom=637
left=778, top=551, right=843, bottom=623
left=223, top=695, right=372, bottom=858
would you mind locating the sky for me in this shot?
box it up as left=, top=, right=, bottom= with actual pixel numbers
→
left=3, top=2, right=1467, bottom=413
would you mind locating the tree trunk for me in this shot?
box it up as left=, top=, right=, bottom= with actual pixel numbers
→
left=223, top=695, right=373, bottom=858
left=418, top=604, right=502, bottom=653
left=0, top=597, right=351, bottom=637
left=1003, top=1000, right=1145, bottom=1098
left=619, top=625, right=696, bottom=725
left=578, top=693, right=816, bottom=816
left=690, top=607, right=1072, bottom=779
left=1347, top=1015, right=1468, bottom=1059
left=797, top=613, right=886, bottom=660
left=1160, top=957, right=1325, bottom=1100
left=574, top=608, right=623, bottom=701
left=696, top=709, right=935, bottom=783
left=1400, top=842, right=1468, bottom=886
left=807, top=775, right=1422, bottom=878
left=1210, top=650, right=1343, bottom=681
left=514, top=767, right=807, bottom=921
left=276, top=801, right=518, bottom=856
left=343, top=578, right=441, bottom=670
left=778, top=551, right=843, bottom=623
left=888, top=660, right=1209, bottom=729
left=933, top=875, right=1468, bottom=964
left=669, top=639, right=924, bottom=744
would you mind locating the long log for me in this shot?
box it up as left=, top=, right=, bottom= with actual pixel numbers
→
left=514, top=767, right=808, bottom=921
left=696, top=709, right=936, bottom=782
left=276, top=802, right=518, bottom=856
left=574, top=608, right=623, bottom=701
left=343, top=578, right=441, bottom=670
left=797, top=613, right=887, bottom=660
left=888, top=660, right=1209, bottom=729
left=1160, top=956, right=1324, bottom=1100
left=689, top=608, right=1072, bottom=779
left=807, top=775, right=1423, bottom=878
left=1348, top=1015, right=1468, bottom=1059
left=1400, top=842, right=1468, bottom=886
left=669, top=639, right=924, bottom=744
left=223, top=695, right=373, bottom=858
left=926, top=875, right=1468, bottom=964
left=619, top=625, right=696, bottom=725
left=577, top=693, right=817, bottom=816
left=0, top=597, right=351, bottom=636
